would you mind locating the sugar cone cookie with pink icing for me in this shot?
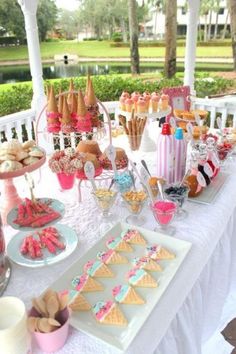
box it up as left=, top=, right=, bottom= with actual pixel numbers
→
left=106, top=236, right=133, bottom=253
left=71, top=274, right=103, bottom=292
left=121, top=229, right=146, bottom=245
left=46, top=86, right=61, bottom=133
left=126, top=268, right=157, bottom=288
left=61, top=96, right=74, bottom=133
left=146, top=244, right=175, bottom=260
left=76, top=90, right=92, bottom=132
left=97, top=249, right=128, bottom=265
left=112, top=285, right=145, bottom=305
left=60, top=289, right=91, bottom=311
left=84, top=259, right=114, bottom=278
left=132, top=256, right=162, bottom=272
left=92, top=301, right=128, bottom=326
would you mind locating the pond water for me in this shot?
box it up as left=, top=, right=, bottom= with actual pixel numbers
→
left=0, top=62, right=233, bottom=84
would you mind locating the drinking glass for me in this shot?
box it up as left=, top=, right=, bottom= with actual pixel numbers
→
left=122, top=190, right=147, bottom=226
left=150, top=200, right=177, bottom=236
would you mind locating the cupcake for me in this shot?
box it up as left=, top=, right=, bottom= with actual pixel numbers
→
left=137, top=97, right=146, bottom=114
left=125, top=98, right=134, bottom=113
left=160, top=94, right=169, bottom=110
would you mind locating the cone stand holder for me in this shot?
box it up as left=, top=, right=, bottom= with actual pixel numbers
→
left=118, top=107, right=171, bottom=153
left=0, top=155, right=46, bottom=225
left=35, top=93, right=114, bottom=203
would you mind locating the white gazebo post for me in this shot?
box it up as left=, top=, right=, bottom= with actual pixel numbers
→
left=184, top=0, right=201, bottom=95
left=18, top=0, right=46, bottom=114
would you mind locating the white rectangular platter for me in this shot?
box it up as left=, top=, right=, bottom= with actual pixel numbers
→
left=49, top=222, right=192, bottom=352
left=188, top=172, right=229, bottom=205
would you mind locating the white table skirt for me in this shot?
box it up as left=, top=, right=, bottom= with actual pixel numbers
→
left=2, top=147, right=236, bottom=354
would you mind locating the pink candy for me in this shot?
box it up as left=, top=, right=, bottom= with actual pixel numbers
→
left=152, top=201, right=176, bottom=225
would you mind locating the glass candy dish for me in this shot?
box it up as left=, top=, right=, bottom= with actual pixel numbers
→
left=164, top=183, right=189, bottom=220
left=122, top=190, right=147, bottom=226
left=150, top=199, right=177, bottom=236
left=92, top=188, right=117, bottom=220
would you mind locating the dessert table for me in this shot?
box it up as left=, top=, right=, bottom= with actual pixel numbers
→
left=1, top=133, right=236, bottom=354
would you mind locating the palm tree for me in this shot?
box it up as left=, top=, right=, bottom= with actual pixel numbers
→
left=229, top=0, right=236, bottom=70
left=128, top=0, right=140, bottom=74
left=164, top=0, right=177, bottom=78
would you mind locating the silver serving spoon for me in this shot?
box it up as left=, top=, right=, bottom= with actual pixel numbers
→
left=141, top=160, right=151, bottom=176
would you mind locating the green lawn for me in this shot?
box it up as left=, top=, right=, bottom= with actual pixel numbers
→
left=0, top=40, right=233, bottom=61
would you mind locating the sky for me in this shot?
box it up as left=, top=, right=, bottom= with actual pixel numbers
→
left=55, top=0, right=79, bottom=11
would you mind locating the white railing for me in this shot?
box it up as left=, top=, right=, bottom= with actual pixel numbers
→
left=0, top=98, right=236, bottom=151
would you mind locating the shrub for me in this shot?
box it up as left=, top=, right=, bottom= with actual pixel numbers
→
left=0, top=75, right=233, bottom=117
left=111, top=32, right=123, bottom=43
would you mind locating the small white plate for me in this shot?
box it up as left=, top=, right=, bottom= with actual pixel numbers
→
left=48, top=222, right=191, bottom=352
left=7, top=198, right=65, bottom=231
left=7, top=224, right=78, bottom=268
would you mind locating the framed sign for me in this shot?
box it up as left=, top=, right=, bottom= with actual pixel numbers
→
left=162, top=86, right=191, bottom=119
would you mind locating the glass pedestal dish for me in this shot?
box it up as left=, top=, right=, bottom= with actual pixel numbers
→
left=150, top=200, right=177, bottom=236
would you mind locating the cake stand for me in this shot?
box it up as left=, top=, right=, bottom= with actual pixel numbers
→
left=0, top=155, right=46, bottom=225
left=118, top=107, right=171, bottom=152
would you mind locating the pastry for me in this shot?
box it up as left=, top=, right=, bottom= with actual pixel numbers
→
left=99, top=147, right=128, bottom=170
left=83, top=260, right=114, bottom=278
left=15, top=150, right=29, bottom=161
left=146, top=244, right=175, bottom=260
left=125, top=98, right=134, bottom=112
left=97, top=249, right=128, bottom=264
left=71, top=274, right=103, bottom=292
left=29, top=146, right=44, bottom=158
left=137, top=98, right=146, bottom=113
left=0, top=160, right=23, bottom=172
left=132, top=256, right=162, bottom=272
left=22, top=156, right=39, bottom=166
left=121, top=229, right=146, bottom=245
left=150, top=94, right=160, bottom=112
left=76, top=140, right=102, bottom=157
left=76, top=152, right=102, bottom=179
left=22, top=140, right=36, bottom=150
left=112, top=284, right=145, bottom=304
left=61, top=289, right=91, bottom=311
left=160, top=94, right=169, bottom=110
left=106, top=236, right=133, bottom=252
left=0, top=153, right=16, bottom=161
left=0, top=139, right=22, bottom=155
left=92, top=301, right=128, bottom=326
left=126, top=268, right=157, bottom=288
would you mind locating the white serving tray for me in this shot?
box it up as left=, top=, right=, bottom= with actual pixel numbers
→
left=188, top=172, right=229, bottom=205
left=49, top=222, right=192, bottom=352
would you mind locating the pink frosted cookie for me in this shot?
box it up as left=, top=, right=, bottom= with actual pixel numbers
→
left=146, top=244, right=175, bottom=260
left=121, top=229, right=146, bottom=245
left=97, top=249, right=128, bottom=265
left=112, top=284, right=145, bottom=305
left=132, top=256, right=162, bottom=272
left=71, top=273, right=103, bottom=292
left=92, top=301, right=127, bottom=326
left=126, top=268, right=157, bottom=288
left=106, top=236, right=133, bottom=253
left=60, top=289, right=91, bottom=311
left=83, top=259, right=114, bottom=278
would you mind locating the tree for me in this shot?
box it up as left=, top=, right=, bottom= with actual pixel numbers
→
left=164, top=0, right=177, bottom=78
left=229, top=0, right=236, bottom=70
left=57, top=9, right=79, bottom=39
left=213, top=0, right=221, bottom=39
left=0, top=0, right=57, bottom=43
left=128, top=0, right=140, bottom=74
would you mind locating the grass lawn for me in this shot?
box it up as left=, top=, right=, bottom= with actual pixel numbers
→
left=0, top=40, right=233, bottom=61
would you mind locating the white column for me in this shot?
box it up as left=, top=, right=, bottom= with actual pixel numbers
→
left=184, top=0, right=201, bottom=95
left=18, top=0, right=46, bottom=111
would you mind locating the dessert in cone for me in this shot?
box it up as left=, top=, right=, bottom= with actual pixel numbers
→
left=86, top=79, right=100, bottom=128
left=93, top=301, right=128, bottom=326
left=76, top=90, right=92, bottom=132
left=61, top=289, right=91, bottom=311
left=84, top=260, right=114, bottom=278
left=46, top=85, right=61, bottom=133
left=97, top=249, right=128, bottom=265
left=106, top=236, right=133, bottom=252
left=61, top=97, right=74, bottom=133
left=146, top=244, right=175, bottom=260
left=70, top=93, right=78, bottom=129
left=85, top=73, right=91, bottom=100
left=126, top=268, right=158, bottom=288
left=58, top=87, right=64, bottom=116
left=67, top=78, right=75, bottom=108
left=121, top=229, right=146, bottom=245
left=71, top=274, right=103, bottom=292
left=112, top=284, right=145, bottom=305
left=132, top=256, right=162, bottom=272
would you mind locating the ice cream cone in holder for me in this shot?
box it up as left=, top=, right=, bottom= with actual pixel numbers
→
left=61, top=97, right=74, bottom=133
left=46, top=85, right=61, bottom=133
left=76, top=90, right=92, bottom=133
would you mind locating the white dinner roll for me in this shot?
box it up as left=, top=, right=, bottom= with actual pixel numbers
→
left=22, top=156, right=39, bottom=166
left=0, top=139, right=22, bottom=155
left=15, top=151, right=29, bottom=162
left=0, top=160, right=23, bottom=172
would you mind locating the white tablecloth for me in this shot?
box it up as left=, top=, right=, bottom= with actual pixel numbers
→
left=2, top=143, right=236, bottom=354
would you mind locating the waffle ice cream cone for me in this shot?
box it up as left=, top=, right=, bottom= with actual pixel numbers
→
left=97, top=250, right=128, bottom=265
left=83, top=277, right=103, bottom=292
left=71, top=274, right=103, bottom=292
left=127, top=268, right=158, bottom=288
left=121, top=229, right=146, bottom=245
left=112, top=285, right=145, bottom=305
left=69, top=293, right=91, bottom=311
left=93, top=301, right=127, bottom=326
left=84, top=260, right=114, bottom=278
left=132, top=256, right=162, bottom=272
left=146, top=244, right=175, bottom=260
left=106, top=236, right=133, bottom=253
